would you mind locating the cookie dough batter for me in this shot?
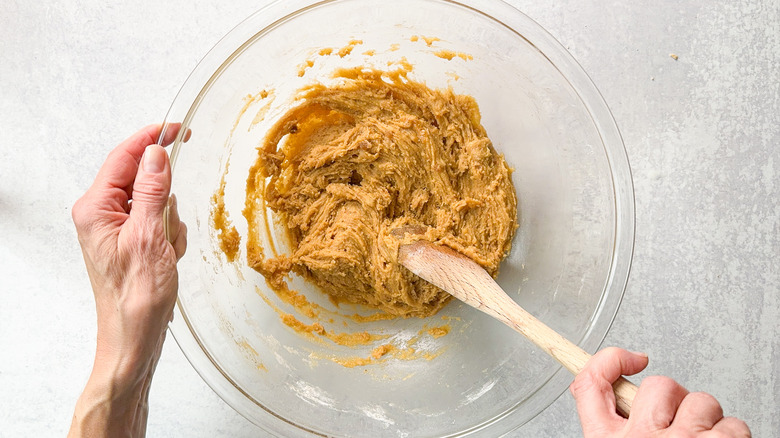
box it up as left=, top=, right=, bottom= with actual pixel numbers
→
left=246, top=66, right=517, bottom=317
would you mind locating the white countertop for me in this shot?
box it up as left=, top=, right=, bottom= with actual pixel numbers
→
left=1, top=0, right=777, bottom=436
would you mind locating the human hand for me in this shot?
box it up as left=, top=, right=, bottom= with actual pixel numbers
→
left=570, top=347, right=750, bottom=437
left=68, top=124, right=187, bottom=437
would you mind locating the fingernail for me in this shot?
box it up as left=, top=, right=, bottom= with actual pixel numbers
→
left=631, top=351, right=648, bottom=358
left=143, top=145, right=166, bottom=173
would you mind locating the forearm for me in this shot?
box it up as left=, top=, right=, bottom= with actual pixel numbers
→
left=68, top=356, right=152, bottom=438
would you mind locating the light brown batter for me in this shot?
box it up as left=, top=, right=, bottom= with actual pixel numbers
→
left=245, top=65, right=517, bottom=318
left=211, top=179, right=240, bottom=262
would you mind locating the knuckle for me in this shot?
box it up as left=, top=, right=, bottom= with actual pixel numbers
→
left=105, top=147, right=121, bottom=163
left=138, top=226, right=163, bottom=250
left=648, top=405, right=674, bottom=429
left=140, top=125, right=158, bottom=146
left=643, top=375, right=680, bottom=392
left=686, top=391, right=721, bottom=409
left=593, top=346, right=623, bottom=364
left=734, top=419, right=751, bottom=434
left=597, top=346, right=624, bottom=362
left=570, top=372, right=610, bottom=398
left=601, top=346, right=622, bottom=357
left=722, top=417, right=751, bottom=437
left=569, top=373, right=592, bottom=397
left=71, top=197, right=94, bottom=234
left=133, top=177, right=168, bottom=201
left=71, top=198, right=86, bottom=225
left=124, top=221, right=163, bottom=253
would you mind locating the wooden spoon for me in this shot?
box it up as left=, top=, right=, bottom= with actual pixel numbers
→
left=396, top=232, right=638, bottom=417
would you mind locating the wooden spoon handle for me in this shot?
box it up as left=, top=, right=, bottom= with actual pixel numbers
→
left=399, top=240, right=638, bottom=417
left=495, top=291, right=637, bottom=417
left=613, top=377, right=638, bottom=417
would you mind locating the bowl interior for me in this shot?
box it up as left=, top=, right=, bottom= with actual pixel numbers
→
left=163, top=0, right=632, bottom=436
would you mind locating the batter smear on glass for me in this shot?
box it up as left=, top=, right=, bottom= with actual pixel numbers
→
left=245, top=65, right=517, bottom=318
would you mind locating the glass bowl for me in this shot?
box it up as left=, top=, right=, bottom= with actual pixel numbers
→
left=159, top=0, right=634, bottom=436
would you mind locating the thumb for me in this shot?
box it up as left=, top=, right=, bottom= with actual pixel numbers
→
left=570, top=348, right=648, bottom=436
left=130, top=145, right=171, bottom=223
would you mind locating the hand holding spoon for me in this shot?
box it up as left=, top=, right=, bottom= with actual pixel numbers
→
left=396, top=232, right=638, bottom=417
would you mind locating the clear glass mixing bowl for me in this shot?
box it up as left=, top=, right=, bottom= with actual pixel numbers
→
left=159, top=0, right=634, bottom=436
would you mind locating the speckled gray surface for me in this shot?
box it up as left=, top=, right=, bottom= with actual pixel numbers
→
left=1, top=1, right=777, bottom=436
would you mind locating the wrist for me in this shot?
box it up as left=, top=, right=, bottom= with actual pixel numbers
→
left=91, top=353, right=149, bottom=400
left=69, top=369, right=149, bottom=438
left=92, top=304, right=168, bottom=392
left=68, top=337, right=158, bottom=438
left=93, top=341, right=150, bottom=393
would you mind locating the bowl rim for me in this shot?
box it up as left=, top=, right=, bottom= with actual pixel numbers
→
left=160, top=0, right=636, bottom=436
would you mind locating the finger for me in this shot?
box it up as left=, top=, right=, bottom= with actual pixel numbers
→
left=166, top=195, right=188, bottom=260
left=166, top=194, right=180, bottom=242
left=626, top=376, right=689, bottom=431
left=711, top=417, right=751, bottom=437
left=93, top=125, right=165, bottom=193
left=672, top=392, right=723, bottom=431
left=128, top=145, right=171, bottom=226
left=158, top=123, right=187, bottom=146
left=570, top=348, right=649, bottom=435
left=172, top=221, right=187, bottom=260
